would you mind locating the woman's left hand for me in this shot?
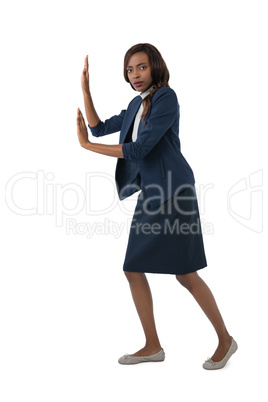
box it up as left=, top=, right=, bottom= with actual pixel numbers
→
left=77, top=108, right=91, bottom=148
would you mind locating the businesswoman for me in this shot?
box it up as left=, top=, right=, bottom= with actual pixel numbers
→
left=76, top=43, right=238, bottom=369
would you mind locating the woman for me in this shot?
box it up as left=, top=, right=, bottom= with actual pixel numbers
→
left=76, top=43, right=238, bottom=369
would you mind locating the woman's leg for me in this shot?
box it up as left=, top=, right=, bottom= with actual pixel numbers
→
left=176, top=271, right=232, bottom=362
left=124, top=271, right=162, bottom=356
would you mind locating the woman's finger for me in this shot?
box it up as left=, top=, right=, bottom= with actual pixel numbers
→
left=78, top=108, right=84, bottom=119
left=77, top=108, right=86, bottom=127
left=84, top=55, right=88, bottom=71
left=77, top=109, right=82, bottom=123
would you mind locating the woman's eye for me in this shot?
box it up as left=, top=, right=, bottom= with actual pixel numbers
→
left=127, top=66, right=146, bottom=73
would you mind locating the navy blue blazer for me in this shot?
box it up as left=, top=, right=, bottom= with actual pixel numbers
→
left=88, top=87, right=195, bottom=209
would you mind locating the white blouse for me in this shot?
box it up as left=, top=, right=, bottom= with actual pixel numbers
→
left=132, top=85, right=155, bottom=142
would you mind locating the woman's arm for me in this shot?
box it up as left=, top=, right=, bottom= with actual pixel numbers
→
left=122, top=87, right=178, bottom=160
left=79, top=56, right=123, bottom=157
left=81, top=55, right=100, bottom=127
left=77, top=108, right=124, bottom=158
left=84, top=142, right=124, bottom=158
left=81, top=55, right=125, bottom=138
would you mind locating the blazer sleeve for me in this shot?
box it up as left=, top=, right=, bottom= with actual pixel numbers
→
left=122, top=88, right=178, bottom=160
left=88, top=109, right=126, bottom=137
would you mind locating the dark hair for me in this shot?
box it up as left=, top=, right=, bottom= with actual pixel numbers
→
left=123, top=43, right=170, bottom=121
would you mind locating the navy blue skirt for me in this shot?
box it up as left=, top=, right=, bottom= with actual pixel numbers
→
left=123, top=185, right=207, bottom=275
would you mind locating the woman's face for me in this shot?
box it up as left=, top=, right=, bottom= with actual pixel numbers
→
left=126, top=51, right=153, bottom=93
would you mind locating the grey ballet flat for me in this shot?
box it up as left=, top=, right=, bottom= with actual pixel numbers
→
left=118, top=348, right=165, bottom=365
left=203, top=337, right=238, bottom=370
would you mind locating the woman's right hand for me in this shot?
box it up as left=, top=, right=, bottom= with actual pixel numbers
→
left=81, top=55, right=90, bottom=94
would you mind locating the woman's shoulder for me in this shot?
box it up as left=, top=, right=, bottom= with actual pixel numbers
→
left=152, top=86, right=178, bottom=103
left=127, top=87, right=178, bottom=108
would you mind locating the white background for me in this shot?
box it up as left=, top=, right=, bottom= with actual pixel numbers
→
left=1, top=0, right=267, bottom=401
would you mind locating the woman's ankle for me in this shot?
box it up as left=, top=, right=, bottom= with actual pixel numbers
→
left=145, top=341, right=162, bottom=352
left=218, top=332, right=232, bottom=345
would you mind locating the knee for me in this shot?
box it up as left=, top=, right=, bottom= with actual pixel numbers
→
left=124, top=271, right=144, bottom=284
left=176, top=272, right=197, bottom=291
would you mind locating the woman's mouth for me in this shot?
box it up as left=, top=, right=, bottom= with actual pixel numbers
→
left=133, top=81, right=143, bottom=88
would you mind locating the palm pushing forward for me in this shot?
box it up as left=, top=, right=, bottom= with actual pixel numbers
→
left=81, top=55, right=90, bottom=94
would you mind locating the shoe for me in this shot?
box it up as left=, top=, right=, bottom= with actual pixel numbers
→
left=203, top=337, right=238, bottom=370
left=118, top=348, right=165, bottom=365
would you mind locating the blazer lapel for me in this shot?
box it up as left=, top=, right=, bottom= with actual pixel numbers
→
left=120, top=96, right=142, bottom=144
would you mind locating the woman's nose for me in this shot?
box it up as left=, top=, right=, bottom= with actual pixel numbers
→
left=133, top=70, right=140, bottom=79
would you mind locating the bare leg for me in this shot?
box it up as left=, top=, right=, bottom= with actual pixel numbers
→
left=124, top=271, right=162, bottom=357
left=176, top=272, right=232, bottom=361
